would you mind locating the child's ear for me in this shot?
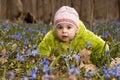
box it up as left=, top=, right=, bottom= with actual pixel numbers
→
left=76, top=29, right=78, bottom=34
left=75, top=32, right=78, bottom=36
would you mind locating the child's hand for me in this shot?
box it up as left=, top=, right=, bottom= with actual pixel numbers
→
left=78, top=49, right=92, bottom=64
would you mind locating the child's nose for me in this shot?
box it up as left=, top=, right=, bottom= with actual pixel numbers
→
left=62, top=28, right=67, bottom=33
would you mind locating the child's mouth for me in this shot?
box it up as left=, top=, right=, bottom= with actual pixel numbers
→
left=62, top=36, right=68, bottom=39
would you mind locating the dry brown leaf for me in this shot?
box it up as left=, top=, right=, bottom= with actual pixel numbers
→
left=12, top=43, right=17, bottom=50
left=110, top=57, right=120, bottom=68
left=68, top=75, right=77, bottom=80
left=1, top=48, right=7, bottom=55
left=78, top=49, right=92, bottom=64
left=42, top=74, right=55, bottom=80
left=80, top=63, right=97, bottom=76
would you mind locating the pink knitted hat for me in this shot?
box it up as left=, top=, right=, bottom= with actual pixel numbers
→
left=54, top=6, right=79, bottom=29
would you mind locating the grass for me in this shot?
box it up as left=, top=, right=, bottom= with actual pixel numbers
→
left=0, top=21, right=120, bottom=80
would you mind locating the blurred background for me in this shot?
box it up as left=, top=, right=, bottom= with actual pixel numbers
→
left=0, top=0, right=119, bottom=25
left=0, top=1, right=120, bottom=79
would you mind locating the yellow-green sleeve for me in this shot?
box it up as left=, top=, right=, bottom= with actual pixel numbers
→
left=37, top=31, right=53, bottom=56
left=86, top=30, right=109, bottom=52
left=84, top=29, right=109, bottom=67
left=78, top=21, right=109, bottom=67
left=78, top=20, right=109, bottom=53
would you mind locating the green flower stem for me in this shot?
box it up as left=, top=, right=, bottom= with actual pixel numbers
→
left=3, top=65, right=6, bottom=79
left=96, top=72, right=104, bottom=80
left=65, top=60, right=70, bottom=69
left=113, top=42, right=120, bottom=47
left=50, top=55, right=61, bottom=68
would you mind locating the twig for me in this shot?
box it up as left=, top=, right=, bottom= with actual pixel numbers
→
left=113, top=42, right=120, bottom=47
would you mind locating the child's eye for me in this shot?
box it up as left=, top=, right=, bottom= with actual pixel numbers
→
left=67, top=26, right=72, bottom=29
left=57, top=26, right=63, bottom=29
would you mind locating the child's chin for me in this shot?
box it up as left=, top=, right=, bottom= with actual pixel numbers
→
left=61, top=39, right=70, bottom=42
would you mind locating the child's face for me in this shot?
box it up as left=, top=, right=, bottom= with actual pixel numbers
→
left=55, top=23, right=77, bottom=42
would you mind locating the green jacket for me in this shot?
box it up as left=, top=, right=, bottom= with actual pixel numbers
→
left=37, top=20, right=109, bottom=66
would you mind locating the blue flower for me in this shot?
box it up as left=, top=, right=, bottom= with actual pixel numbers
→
left=104, top=69, right=110, bottom=79
left=42, top=65, right=49, bottom=72
left=109, top=64, right=120, bottom=77
left=30, top=36, right=34, bottom=40
left=2, top=54, right=4, bottom=58
left=86, top=41, right=92, bottom=48
left=24, top=39, right=29, bottom=45
left=43, top=58, right=50, bottom=65
left=44, top=73, right=50, bottom=80
left=39, top=58, right=50, bottom=66
left=29, top=66, right=38, bottom=79
left=75, top=55, right=81, bottom=61
left=14, top=32, right=22, bottom=40
left=3, top=23, right=10, bottom=32
left=16, top=54, right=25, bottom=62
left=103, top=67, right=110, bottom=78
left=105, top=50, right=110, bottom=55
left=16, top=47, right=21, bottom=52
left=31, top=73, right=37, bottom=79
left=42, top=65, right=52, bottom=75
left=103, top=64, right=111, bottom=78
left=8, top=70, right=15, bottom=80
left=32, top=44, right=37, bottom=48
left=86, top=70, right=94, bottom=78
left=7, top=51, right=11, bottom=57
left=27, top=27, right=32, bottom=32
left=102, top=31, right=110, bottom=39
left=41, top=27, right=47, bottom=34
left=34, top=66, right=38, bottom=73
left=68, top=64, right=80, bottom=75
left=25, top=49, right=32, bottom=56
left=115, top=21, right=120, bottom=26
left=63, top=55, right=72, bottom=61
left=39, top=59, right=44, bottom=64
left=31, top=49, right=39, bottom=56
left=23, top=76, right=29, bottom=80
left=30, top=66, right=38, bottom=74
left=0, top=40, right=4, bottom=45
